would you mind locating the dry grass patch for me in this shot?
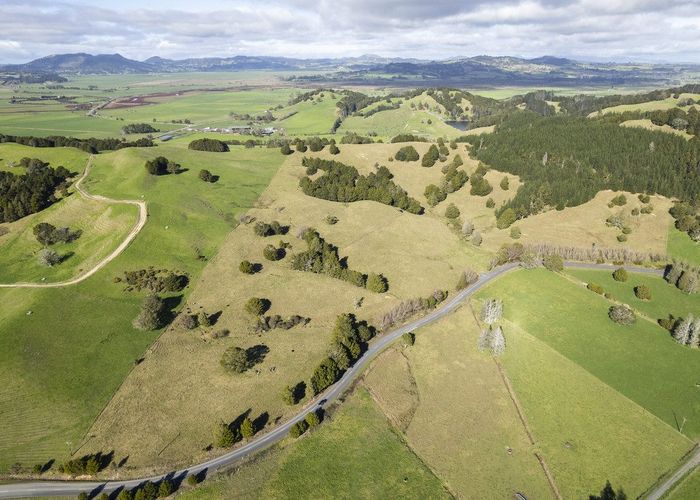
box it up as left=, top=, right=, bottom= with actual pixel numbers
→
left=621, top=119, right=693, bottom=139
left=80, top=143, right=490, bottom=473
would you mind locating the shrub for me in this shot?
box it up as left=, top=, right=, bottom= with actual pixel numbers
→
left=245, top=297, right=270, bottom=316
left=394, top=145, right=420, bottom=162
left=634, top=284, right=652, bottom=300
left=456, top=269, right=479, bottom=290
left=214, top=422, right=236, bottom=447
left=587, top=283, right=605, bottom=294
left=609, top=305, right=636, bottom=325
left=612, top=268, right=628, bottom=282
left=179, top=313, right=197, bottom=330
left=486, top=197, right=495, bottom=208
left=289, top=421, right=308, bottom=438
left=470, top=174, right=493, bottom=196
left=461, top=220, right=474, bottom=236
left=188, top=138, right=229, bottom=152
left=186, top=474, right=200, bottom=486
left=366, top=273, right=388, bottom=293
left=239, top=260, right=255, bottom=274
left=220, top=346, right=249, bottom=373
left=198, top=169, right=215, bottom=182
left=611, top=194, right=627, bottom=206
left=254, top=220, right=287, bottom=237
left=496, top=208, right=517, bottom=229
left=542, top=254, right=564, bottom=272
left=638, top=194, right=651, bottom=203
left=621, top=226, right=632, bottom=234
left=329, top=143, right=340, bottom=155
left=471, top=231, right=483, bottom=246
left=325, top=215, right=339, bottom=225
left=240, top=417, right=255, bottom=438
left=263, top=244, right=285, bottom=261
left=403, top=332, right=416, bottom=346
left=305, top=411, right=321, bottom=428
left=617, top=234, right=628, bottom=242
left=500, top=176, right=509, bottom=190
left=444, top=203, right=460, bottom=219
left=280, top=143, right=293, bottom=155
left=510, top=226, right=521, bottom=239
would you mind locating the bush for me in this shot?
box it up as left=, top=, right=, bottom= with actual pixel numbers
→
left=198, top=169, right=215, bottom=182
left=188, top=138, right=229, bottom=152
left=402, top=332, right=416, bottom=346
left=456, top=269, right=479, bottom=290
left=587, top=282, right=605, bottom=294
left=634, top=284, right=652, bottom=300
left=240, top=417, right=255, bottom=438
left=638, top=194, right=651, bottom=203
left=471, top=231, right=483, bottom=246
left=496, top=208, right=517, bottom=229
left=186, top=474, right=199, bottom=486
left=366, top=272, right=388, bottom=293
left=486, top=197, right=495, bottom=208
left=542, top=254, right=564, bottom=272
left=280, top=143, right=293, bottom=155
left=444, top=203, right=460, bottom=219
left=609, top=305, right=636, bottom=325
left=469, top=174, right=493, bottom=196
left=289, top=420, right=308, bottom=438
left=509, top=226, right=521, bottom=239
left=245, top=297, right=270, bottom=316
left=145, top=156, right=180, bottom=175
left=611, top=194, right=627, bottom=206
left=617, top=234, right=628, bottom=242
left=239, top=260, right=255, bottom=274
left=305, top=411, right=321, bottom=428
left=325, top=215, right=339, bottom=225
left=33, top=222, right=81, bottom=246
left=220, top=346, right=249, bottom=373
left=329, top=143, right=340, bottom=155
left=395, top=145, right=420, bottom=162
left=612, top=268, right=628, bottom=282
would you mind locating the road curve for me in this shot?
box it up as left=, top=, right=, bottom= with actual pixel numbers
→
left=0, top=262, right=669, bottom=498
left=0, top=156, right=147, bottom=289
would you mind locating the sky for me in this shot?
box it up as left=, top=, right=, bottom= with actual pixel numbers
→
left=2, top=0, right=700, bottom=63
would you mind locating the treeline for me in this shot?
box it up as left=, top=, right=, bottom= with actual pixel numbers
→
left=299, top=157, right=423, bottom=214
left=465, top=111, right=700, bottom=219
left=290, top=228, right=388, bottom=292
left=0, top=133, right=154, bottom=153
left=377, top=290, right=448, bottom=331
left=0, top=163, right=71, bottom=222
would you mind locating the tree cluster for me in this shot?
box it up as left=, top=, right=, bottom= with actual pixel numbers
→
left=144, top=156, right=181, bottom=175
left=59, top=452, right=111, bottom=476
left=669, top=201, right=700, bottom=242
left=377, top=290, right=448, bottom=331
left=671, top=313, right=700, bottom=347
left=115, top=267, right=188, bottom=293
left=188, top=138, right=229, bottom=152
left=664, top=263, right=699, bottom=294
left=132, top=295, right=170, bottom=331
left=394, top=145, right=420, bottom=162
left=0, top=163, right=71, bottom=222
left=0, top=133, right=154, bottom=153
left=122, top=123, right=159, bottom=134
left=299, top=157, right=423, bottom=214
left=423, top=155, right=469, bottom=206
left=254, top=220, right=288, bottom=237
left=33, top=222, right=81, bottom=246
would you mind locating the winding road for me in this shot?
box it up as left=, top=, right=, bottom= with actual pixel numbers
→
left=0, top=156, right=148, bottom=289
left=1, top=261, right=691, bottom=499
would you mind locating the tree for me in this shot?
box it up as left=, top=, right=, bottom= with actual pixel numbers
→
left=263, top=244, right=284, bottom=261
left=186, top=474, right=199, bottom=486
left=239, top=260, right=255, bottom=274
left=280, top=143, right=293, bottom=155
left=471, top=231, right=483, bottom=246
left=395, top=145, right=420, bottom=162
left=689, top=317, right=700, bottom=347
left=677, top=270, right=698, bottom=294
left=37, top=248, right=61, bottom=267
left=240, top=417, right=255, bottom=438
left=542, top=254, right=563, bottom=272
left=421, top=145, right=440, bottom=167
left=500, top=176, right=510, bottom=190
left=132, top=295, right=167, bottom=331
left=496, top=208, right=517, bottom=229
left=245, top=297, right=270, bottom=316
left=402, top=332, right=416, bottom=346
left=634, top=285, right=651, bottom=300
left=329, top=143, right=340, bottom=155
left=461, top=219, right=474, bottom=236
left=157, top=480, right=173, bottom=498
left=198, top=169, right=214, bottom=182
left=289, top=421, right=307, bottom=438
left=198, top=311, right=211, bottom=328
left=220, top=346, right=249, bottom=373
left=305, top=411, right=321, bottom=427
left=673, top=314, right=694, bottom=345
left=490, top=325, right=506, bottom=355
left=608, top=305, right=636, bottom=325
left=612, top=268, right=628, bottom=282
left=456, top=269, right=478, bottom=290
left=510, top=226, right=521, bottom=239
left=366, top=272, right=388, bottom=293
left=481, top=298, right=503, bottom=325
left=310, top=357, right=340, bottom=394
left=445, top=203, right=460, bottom=219
left=214, top=422, right=235, bottom=447
left=589, top=480, right=627, bottom=500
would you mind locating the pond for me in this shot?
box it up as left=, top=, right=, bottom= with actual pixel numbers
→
left=445, top=120, right=469, bottom=131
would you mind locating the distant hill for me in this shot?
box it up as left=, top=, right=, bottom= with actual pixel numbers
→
left=2, top=52, right=699, bottom=87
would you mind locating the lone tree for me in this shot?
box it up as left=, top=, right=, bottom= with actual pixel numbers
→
left=608, top=305, right=636, bottom=325
left=589, top=480, right=627, bottom=500
left=481, top=298, right=503, bottom=325
left=445, top=203, right=460, bottom=219
left=280, top=142, right=293, bottom=155
left=199, top=169, right=215, bottom=182
left=612, top=268, right=628, bottom=282
left=132, top=295, right=168, bottom=331
left=220, top=346, right=249, bottom=373
left=395, top=145, right=420, bottom=162
left=490, top=325, right=506, bottom=356
left=366, top=272, right=388, bottom=293
left=239, top=260, right=255, bottom=274
left=634, top=285, right=652, bottom=300
left=245, top=297, right=270, bottom=316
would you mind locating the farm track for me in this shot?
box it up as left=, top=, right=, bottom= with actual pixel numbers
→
left=0, top=156, right=147, bottom=289
left=0, top=262, right=686, bottom=499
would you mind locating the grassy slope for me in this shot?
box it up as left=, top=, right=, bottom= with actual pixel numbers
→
left=668, top=225, right=700, bottom=266
left=475, top=269, right=700, bottom=439
left=565, top=268, right=700, bottom=322
left=364, top=308, right=552, bottom=498
left=0, top=143, right=282, bottom=472
left=178, top=389, right=450, bottom=500
left=498, top=320, right=692, bottom=498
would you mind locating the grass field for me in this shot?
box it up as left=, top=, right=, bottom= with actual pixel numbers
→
left=592, top=93, right=700, bottom=116
left=364, top=308, right=552, bottom=498
left=475, top=268, right=700, bottom=440
left=77, top=142, right=491, bottom=474
left=621, top=119, right=693, bottom=139
left=179, top=388, right=450, bottom=499
left=668, top=226, right=700, bottom=266
left=666, top=467, right=700, bottom=500
left=565, top=268, right=700, bottom=322
left=0, top=143, right=283, bottom=472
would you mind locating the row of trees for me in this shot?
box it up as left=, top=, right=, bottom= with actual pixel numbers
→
left=188, top=138, right=229, bottom=152
left=115, top=267, right=189, bottom=293
left=299, top=157, right=423, bottom=214
left=0, top=133, right=154, bottom=153
left=122, top=123, right=159, bottom=134
left=671, top=313, right=700, bottom=347
left=665, top=264, right=699, bottom=294
left=376, top=289, right=448, bottom=331
left=0, top=162, right=71, bottom=222
left=478, top=298, right=506, bottom=355
left=290, top=228, right=388, bottom=292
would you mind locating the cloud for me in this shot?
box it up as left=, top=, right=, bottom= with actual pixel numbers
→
left=1, top=0, right=700, bottom=63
